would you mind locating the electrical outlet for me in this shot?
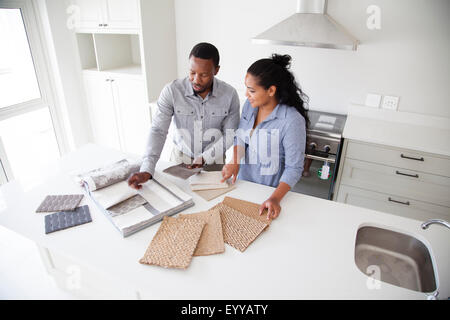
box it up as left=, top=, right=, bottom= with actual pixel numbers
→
left=382, top=95, right=399, bottom=110
left=365, top=93, right=382, bottom=108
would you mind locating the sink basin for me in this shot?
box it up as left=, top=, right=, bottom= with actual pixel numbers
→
left=355, top=226, right=437, bottom=293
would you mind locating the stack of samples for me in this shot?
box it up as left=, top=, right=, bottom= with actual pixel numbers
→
left=188, top=171, right=236, bottom=201
left=78, top=159, right=194, bottom=237
left=139, top=196, right=271, bottom=269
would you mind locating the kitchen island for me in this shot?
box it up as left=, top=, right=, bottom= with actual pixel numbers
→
left=0, top=144, right=448, bottom=299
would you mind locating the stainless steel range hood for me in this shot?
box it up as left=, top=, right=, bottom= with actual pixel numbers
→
left=252, top=0, right=359, bottom=50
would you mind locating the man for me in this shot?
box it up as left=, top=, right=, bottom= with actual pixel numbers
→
left=128, top=42, right=240, bottom=189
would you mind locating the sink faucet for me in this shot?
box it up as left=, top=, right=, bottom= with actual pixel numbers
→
left=421, top=219, right=450, bottom=230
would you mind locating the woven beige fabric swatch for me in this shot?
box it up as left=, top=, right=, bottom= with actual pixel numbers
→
left=179, top=209, right=225, bottom=256
left=211, top=196, right=272, bottom=228
left=214, top=203, right=268, bottom=252
left=139, top=216, right=205, bottom=269
left=194, top=184, right=236, bottom=201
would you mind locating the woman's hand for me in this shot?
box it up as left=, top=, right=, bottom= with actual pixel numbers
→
left=221, top=163, right=240, bottom=184
left=259, top=197, right=281, bottom=220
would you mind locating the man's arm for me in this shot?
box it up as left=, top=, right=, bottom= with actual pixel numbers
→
left=140, top=84, right=174, bottom=176
left=201, top=89, right=240, bottom=164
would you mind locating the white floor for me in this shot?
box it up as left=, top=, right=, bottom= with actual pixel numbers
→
left=0, top=225, right=76, bottom=300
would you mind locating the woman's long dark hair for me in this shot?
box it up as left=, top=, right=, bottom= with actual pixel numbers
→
left=247, top=54, right=309, bottom=127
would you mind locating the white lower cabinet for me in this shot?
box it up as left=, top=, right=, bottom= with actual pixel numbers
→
left=335, top=140, right=450, bottom=221
left=83, top=71, right=150, bottom=155
left=336, top=185, right=450, bottom=221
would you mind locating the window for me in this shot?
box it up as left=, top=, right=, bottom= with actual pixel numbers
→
left=0, top=2, right=63, bottom=188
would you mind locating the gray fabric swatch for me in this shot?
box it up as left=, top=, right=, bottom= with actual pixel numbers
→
left=44, top=205, right=92, bottom=234
left=107, top=194, right=147, bottom=217
left=36, top=194, right=84, bottom=213
left=78, top=159, right=141, bottom=191
left=163, top=163, right=203, bottom=180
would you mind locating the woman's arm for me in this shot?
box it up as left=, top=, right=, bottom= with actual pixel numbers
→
left=221, top=144, right=245, bottom=183
left=260, top=114, right=306, bottom=220
left=259, top=182, right=291, bottom=220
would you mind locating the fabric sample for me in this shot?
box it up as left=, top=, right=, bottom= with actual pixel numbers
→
left=179, top=209, right=225, bottom=256
left=222, top=196, right=272, bottom=226
left=44, top=205, right=92, bottom=234
left=90, top=181, right=138, bottom=209
left=36, top=194, right=84, bottom=213
left=163, top=163, right=203, bottom=180
left=189, top=171, right=226, bottom=185
left=194, top=184, right=236, bottom=201
left=139, top=216, right=205, bottom=269
left=214, top=203, right=268, bottom=252
left=78, top=159, right=141, bottom=191
left=107, top=194, right=147, bottom=217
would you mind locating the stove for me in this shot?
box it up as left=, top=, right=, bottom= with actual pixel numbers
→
left=306, top=110, right=347, bottom=160
left=292, top=110, right=347, bottom=200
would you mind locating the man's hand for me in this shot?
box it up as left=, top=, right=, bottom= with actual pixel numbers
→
left=187, top=156, right=204, bottom=169
left=127, top=172, right=152, bottom=190
left=221, top=163, right=239, bottom=184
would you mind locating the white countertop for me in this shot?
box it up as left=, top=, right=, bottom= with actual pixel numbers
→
left=343, top=104, right=450, bottom=157
left=0, top=144, right=449, bottom=299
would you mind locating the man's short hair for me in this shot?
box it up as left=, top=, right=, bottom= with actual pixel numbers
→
left=189, top=42, right=220, bottom=67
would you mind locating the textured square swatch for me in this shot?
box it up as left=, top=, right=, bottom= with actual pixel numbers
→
left=194, top=184, right=236, bottom=201
left=36, top=194, right=84, bottom=213
left=222, top=196, right=272, bottom=227
left=163, top=163, right=203, bottom=180
left=214, top=203, right=268, bottom=252
left=179, top=209, right=225, bottom=256
left=139, top=216, right=205, bottom=269
left=44, top=205, right=92, bottom=234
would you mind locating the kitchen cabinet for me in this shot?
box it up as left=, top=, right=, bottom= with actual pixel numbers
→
left=83, top=71, right=150, bottom=155
left=335, top=140, right=450, bottom=221
left=112, top=76, right=150, bottom=155
left=74, top=0, right=177, bottom=154
left=71, top=0, right=140, bottom=32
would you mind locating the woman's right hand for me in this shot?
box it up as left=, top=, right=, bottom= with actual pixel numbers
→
left=221, top=163, right=240, bottom=184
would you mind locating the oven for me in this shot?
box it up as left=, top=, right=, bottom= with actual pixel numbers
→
left=291, top=110, right=347, bottom=200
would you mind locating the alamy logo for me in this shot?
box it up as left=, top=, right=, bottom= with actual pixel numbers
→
left=367, top=5, right=381, bottom=30
left=66, top=5, right=80, bottom=30
left=174, top=126, right=281, bottom=175
left=66, top=265, right=81, bottom=290
left=366, top=265, right=381, bottom=290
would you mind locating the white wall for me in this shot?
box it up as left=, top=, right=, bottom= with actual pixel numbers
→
left=174, top=0, right=450, bottom=117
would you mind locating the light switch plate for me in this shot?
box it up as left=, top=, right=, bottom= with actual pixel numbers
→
left=382, top=95, right=399, bottom=110
left=365, top=93, right=382, bottom=108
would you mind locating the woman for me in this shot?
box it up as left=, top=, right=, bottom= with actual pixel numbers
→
left=221, top=54, right=309, bottom=220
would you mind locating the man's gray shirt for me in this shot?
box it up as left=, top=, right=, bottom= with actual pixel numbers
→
left=140, top=77, right=240, bottom=176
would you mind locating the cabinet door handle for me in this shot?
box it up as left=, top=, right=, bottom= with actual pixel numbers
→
left=395, top=170, right=419, bottom=178
left=388, top=197, right=410, bottom=206
left=98, top=23, right=102, bottom=26
left=400, top=154, right=424, bottom=162
left=104, top=24, right=108, bottom=27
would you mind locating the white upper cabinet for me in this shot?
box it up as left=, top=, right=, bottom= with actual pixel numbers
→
left=71, top=0, right=139, bottom=32
left=102, top=0, right=140, bottom=29
left=72, top=0, right=104, bottom=29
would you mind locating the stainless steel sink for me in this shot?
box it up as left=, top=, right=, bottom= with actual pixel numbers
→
left=355, top=226, right=437, bottom=293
